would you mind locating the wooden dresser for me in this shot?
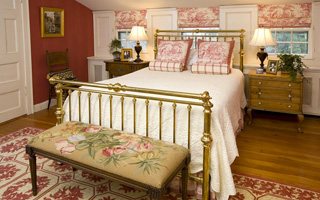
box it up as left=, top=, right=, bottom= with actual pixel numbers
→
left=247, top=69, right=304, bottom=133
left=104, top=60, right=149, bottom=79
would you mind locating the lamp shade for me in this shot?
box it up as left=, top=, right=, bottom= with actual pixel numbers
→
left=127, top=26, right=148, bottom=41
left=249, top=28, right=276, bottom=46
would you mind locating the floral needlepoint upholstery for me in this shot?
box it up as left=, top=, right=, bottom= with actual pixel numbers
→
left=47, top=69, right=77, bottom=81
left=28, top=121, right=189, bottom=188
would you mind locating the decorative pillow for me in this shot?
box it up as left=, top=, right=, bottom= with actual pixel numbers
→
left=197, top=40, right=235, bottom=64
left=191, top=62, right=230, bottom=75
left=156, top=39, right=193, bottom=69
left=149, top=61, right=183, bottom=72
left=186, top=49, right=198, bottom=70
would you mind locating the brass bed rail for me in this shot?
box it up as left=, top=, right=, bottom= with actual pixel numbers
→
left=50, top=77, right=213, bottom=200
left=154, top=29, right=245, bottom=72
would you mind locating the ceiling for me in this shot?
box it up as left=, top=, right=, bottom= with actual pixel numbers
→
left=76, top=0, right=314, bottom=11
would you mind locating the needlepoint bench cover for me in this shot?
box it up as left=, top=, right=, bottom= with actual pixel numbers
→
left=27, top=121, right=189, bottom=188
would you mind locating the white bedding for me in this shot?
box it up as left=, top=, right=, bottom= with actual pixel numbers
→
left=63, top=68, right=246, bottom=200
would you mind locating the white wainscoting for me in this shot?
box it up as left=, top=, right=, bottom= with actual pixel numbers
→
left=87, top=56, right=111, bottom=83
left=303, top=68, right=320, bottom=116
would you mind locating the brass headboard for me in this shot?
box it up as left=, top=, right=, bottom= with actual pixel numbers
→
left=153, top=29, right=245, bottom=72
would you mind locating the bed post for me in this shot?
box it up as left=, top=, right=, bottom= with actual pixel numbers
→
left=239, top=29, right=245, bottom=72
left=154, top=29, right=159, bottom=59
left=50, top=77, right=65, bottom=125
left=201, top=91, right=213, bottom=200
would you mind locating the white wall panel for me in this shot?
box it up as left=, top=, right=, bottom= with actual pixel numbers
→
left=220, top=5, right=258, bottom=67
left=145, top=8, right=177, bottom=61
left=93, top=11, right=115, bottom=57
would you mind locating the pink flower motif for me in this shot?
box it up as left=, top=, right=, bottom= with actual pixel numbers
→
left=113, top=133, right=141, bottom=147
left=81, top=127, right=101, bottom=134
left=101, top=147, right=127, bottom=157
left=55, top=140, right=75, bottom=154
left=134, top=142, right=153, bottom=151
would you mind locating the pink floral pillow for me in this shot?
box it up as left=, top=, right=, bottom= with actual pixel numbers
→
left=156, top=39, right=193, bottom=69
left=197, top=40, right=235, bottom=64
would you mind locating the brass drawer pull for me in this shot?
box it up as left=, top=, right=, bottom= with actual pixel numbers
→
left=259, top=81, right=262, bottom=85
left=258, top=102, right=262, bottom=105
left=288, top=84, right=292, bottom=87
left=288, top=105, right=292, bottom=108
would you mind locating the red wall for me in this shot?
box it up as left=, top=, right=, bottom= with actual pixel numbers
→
left=29, top=0, right=94, bottom=105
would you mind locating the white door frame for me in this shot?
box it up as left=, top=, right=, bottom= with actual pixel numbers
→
left=22, top=0, right=34, bottom=115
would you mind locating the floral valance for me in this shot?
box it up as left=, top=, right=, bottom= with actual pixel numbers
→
left=258, top=3, right=312, bottom=28
left=115, top=10, right=147, bottom=29
left=178, top=7, right=219, bottom=28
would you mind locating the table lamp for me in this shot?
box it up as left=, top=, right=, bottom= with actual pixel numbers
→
left=249, top=28, right=276, bottom=70
left=127, top=26, right=148, bottom=62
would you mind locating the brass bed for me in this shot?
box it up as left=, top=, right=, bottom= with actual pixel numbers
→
left=50, top=29, right=245, bottom=200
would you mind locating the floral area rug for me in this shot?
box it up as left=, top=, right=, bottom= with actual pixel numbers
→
left=1, top=127, right=319, bottom=200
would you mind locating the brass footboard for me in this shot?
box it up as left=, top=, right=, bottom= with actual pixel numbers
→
left=50, top=77, right=213, bottom=200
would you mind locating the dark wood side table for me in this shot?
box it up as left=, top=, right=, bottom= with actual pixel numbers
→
left=104, top=60, right=149, bottom=79
left=247, top=69, right=304, bottom=133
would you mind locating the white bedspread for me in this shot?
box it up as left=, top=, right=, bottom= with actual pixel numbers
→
left=63, top=68, right=246, bottom=200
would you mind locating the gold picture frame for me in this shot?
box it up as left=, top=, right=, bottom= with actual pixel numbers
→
left=41, top=7, right=64, bottom=38
left=266, top=59, right=279, bottom=74
left=121, top=49, right=133, bottom=61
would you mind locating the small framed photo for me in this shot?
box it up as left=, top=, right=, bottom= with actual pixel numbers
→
left=121, top=49, right=132, bottom=61
left=266, top=59, right=279, bottom=74
left=41, top=7, right=64, bottom=38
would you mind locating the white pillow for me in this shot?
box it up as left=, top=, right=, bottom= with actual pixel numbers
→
left=186, top=49, right=198, bottom=70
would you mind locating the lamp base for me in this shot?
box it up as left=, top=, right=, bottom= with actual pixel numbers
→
left=257, top=46, right=268, bottom=71
left=133, top=58, right=143, bottom=62
left=133, top=41, right=143, bottom=63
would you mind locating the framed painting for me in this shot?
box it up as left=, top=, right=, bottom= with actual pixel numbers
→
left=266, top=59, right=279, bottom=74
left=41, top=7, right=64, bottom=38
left=121, top=48, right=133, bottom=61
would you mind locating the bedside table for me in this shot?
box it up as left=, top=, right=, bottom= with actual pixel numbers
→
left=104, top=60, right=149, bottom=79
left=247, top=69, right=304, bottom=133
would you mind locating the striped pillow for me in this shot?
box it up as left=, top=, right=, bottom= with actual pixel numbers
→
left=191, top=63, right=231, bottom=75
left=149, top=61, right=183, bottom=72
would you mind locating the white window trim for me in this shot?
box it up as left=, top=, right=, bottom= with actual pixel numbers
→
left=267, top=28, right=313, bottom=60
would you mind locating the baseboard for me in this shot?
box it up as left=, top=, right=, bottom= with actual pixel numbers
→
left=33, top=99, right=57, bottom=112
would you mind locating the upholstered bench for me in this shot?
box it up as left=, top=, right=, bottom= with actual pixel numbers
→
left=26, top=121, right=190, bottom=199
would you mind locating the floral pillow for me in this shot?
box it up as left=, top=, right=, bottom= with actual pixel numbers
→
left=156, top=39, right=193, bottom=70
left=197, top=40, right=235, bottom=64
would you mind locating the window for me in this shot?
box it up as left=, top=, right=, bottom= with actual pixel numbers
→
left=265, top=28, right=310, bottom=56
left=117, top=29, right=147, bottom=50
left=181, top=28, right=219, bottom=48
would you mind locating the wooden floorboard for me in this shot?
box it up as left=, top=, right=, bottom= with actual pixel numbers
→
left=0, top=108, right=319, bottom=192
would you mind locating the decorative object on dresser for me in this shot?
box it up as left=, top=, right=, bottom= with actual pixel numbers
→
left=108, top=38, right=122, bottom=61
left=249, top=28, right=276, bottom=71
left=104, top=60, right=149, bottom=78
left=266, top=59, right=279, bottom=74
left=277, top=53, right=307, bottom=82
left=121, top=48, right=132, bottom=61
left=127, top=26, right=148, bottom=62
left=247, top=69, right=304, bottom=133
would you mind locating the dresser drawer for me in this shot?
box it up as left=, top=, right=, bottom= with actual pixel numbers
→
left=251, top=99, right=300, bottom=113
left=250, top=87, right=301, bottom=104
left=109, top=64, right=132, bottom=76
left=251, top=79, right=301, bottom=89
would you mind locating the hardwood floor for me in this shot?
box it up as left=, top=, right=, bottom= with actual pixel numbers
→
left=1, top=108, right=319, bottom=192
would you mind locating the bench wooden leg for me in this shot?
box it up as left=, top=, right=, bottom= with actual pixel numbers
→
left=26, top=145, right=37, bottom=196
left=181, top=163, right=189, bottom=200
